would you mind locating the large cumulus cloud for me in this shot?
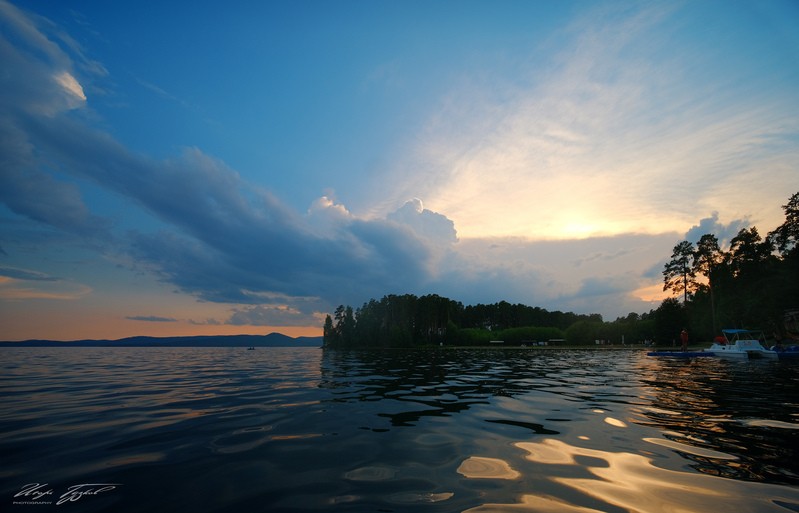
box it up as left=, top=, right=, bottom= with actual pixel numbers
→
left=0, top=1, right=448, bottom=325
left=0, top=0, right=464, bottom=321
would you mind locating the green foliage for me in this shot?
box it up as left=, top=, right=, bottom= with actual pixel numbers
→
left=326, top=305, right=356, bottom=348
left=495, top=326, right=564, bottom=345
left=564, top=320, right=605, bottom=346
left=653, top=298, right=688, bottom=345
left=323, top=294, right=580, bottom=348
left=451, top=328, right=492, bottom=346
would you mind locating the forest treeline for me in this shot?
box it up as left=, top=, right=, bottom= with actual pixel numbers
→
left=323, top=295, right=600, bottom=348
left=323, top=192, right=798, bottom=348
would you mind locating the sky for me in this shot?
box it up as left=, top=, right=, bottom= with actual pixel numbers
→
left=1, top=0, right=798, bottom=341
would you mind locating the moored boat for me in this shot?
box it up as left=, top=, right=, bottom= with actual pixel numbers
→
left=705, top=329, right=778, bottom=360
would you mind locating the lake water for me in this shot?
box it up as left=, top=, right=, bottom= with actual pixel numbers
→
left=1, top=347, right=798, bottom=512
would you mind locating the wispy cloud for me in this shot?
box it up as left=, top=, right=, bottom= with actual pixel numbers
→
left=126, top=315, right=177, bottom=323
left=0, top=266, right=59, bottom=281
left=226, top=305, right=324, bottom=327
left=378, top=2, right=799, bottom=240
left=0, top=266, right=92, bottom=301
left=188, top=318, right=221, bottom=326
left=0, top=1, right=110, bottom=238
left=0, top=273, right=92, bottom=301
left=53, top=71, right=86, bottom=103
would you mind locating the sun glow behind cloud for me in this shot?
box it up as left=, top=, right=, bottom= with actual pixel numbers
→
left=375, top=3, right=799, bottom=241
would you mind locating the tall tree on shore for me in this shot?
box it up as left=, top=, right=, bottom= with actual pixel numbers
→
left=693, top=234, right=724, bottom=333
left=323, top=314, right=335, bottom=343
left=663, top=240, right=696, bottom=304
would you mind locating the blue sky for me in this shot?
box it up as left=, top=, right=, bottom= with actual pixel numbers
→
left=1, top=0, right=798, bottom=340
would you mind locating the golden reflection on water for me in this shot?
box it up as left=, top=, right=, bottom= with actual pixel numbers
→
left=465, top=493, right=610, bottom=513
left=457, top=456, right=521, bottom=479
left=603, top=416, right=627, bottom=428
left=743, top=419, right=799, bottom=429
left=461, top=438, right=799, bottom=513
left=642, top=437, right=738, bottom=460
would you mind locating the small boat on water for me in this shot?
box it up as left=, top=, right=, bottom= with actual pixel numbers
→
left=705, top=329, right=777, bottom=360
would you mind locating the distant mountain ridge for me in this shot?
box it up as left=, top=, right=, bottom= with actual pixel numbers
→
left=0, top=333, right=323, bottom=347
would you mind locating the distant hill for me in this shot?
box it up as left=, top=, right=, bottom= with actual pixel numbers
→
left=0, top=333, right=323, bottom=348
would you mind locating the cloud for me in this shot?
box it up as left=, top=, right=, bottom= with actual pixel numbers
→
left=387, top=198, right=458, bottom=245
left=133, top=76, right=185, bottom=106
left=572, top=248, right=635, bottom=268
left=0, top=266, right=59, bottom=281
left=0, top=0, right=92, bottom=117
left=684, top=212, right=748, bottom=247
left=53, top=71, right=86, bottom=103
left=119, top=183, right=673, bottom=321
left=0, top=272, right=92, bottom=301
left=226, top=305, right=324, bottom=327
left=306, top=195, right=354, bottom=237
left=126, top=315, right=177, bottom=323
left=0, top=1, right=110, bottom=238
left=111, top=165, right=438, bottom=311
left=188, top=318, right=222, bottom=326
left=0, top=266, right=91, bottom=301
left=0, top=153, right=109, bottom=236
left=426, top=233, right=677, bottom=319
left=371, top=3, right=799, bottom=241
left=573, top=275, right=631, bottom=299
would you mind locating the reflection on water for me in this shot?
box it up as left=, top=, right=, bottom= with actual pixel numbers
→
left=465, top=438, right=799, bottom=513
left=457, top=457, right=521, bottom=479
left=319, top=349, right=799, bottom=511
left=319, top=349, right=633, bottom=428
left=634, top=356, right=799, bottom=485
left=1, top=348, right=798, bottom=512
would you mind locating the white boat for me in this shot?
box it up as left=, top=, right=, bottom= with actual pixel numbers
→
left=705, top=329, right=778, bottom=360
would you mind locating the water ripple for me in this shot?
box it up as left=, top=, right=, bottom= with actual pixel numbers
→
left=2, top=347, right=798, bottom=512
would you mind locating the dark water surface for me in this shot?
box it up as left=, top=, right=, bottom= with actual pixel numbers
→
left=1, top=348, right=798, bottom=512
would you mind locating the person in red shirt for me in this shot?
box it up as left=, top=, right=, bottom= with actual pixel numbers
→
left=680, top=329, right=689, bottom=352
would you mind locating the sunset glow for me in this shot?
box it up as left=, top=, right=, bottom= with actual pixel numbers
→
left=1, top=0, right=797, bottom=340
